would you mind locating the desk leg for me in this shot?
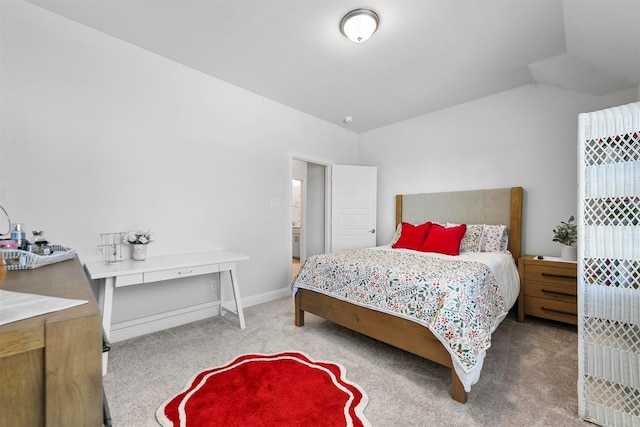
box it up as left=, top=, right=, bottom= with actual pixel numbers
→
left=97, top=277, right=115, bottom=375
left=229, top=266, right=246, bottom=329
left=219, top=271, right=225, bottom=318
left=219, top=264, right=246, bottom=329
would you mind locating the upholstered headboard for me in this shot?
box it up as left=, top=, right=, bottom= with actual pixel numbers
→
left=396, top=187, right=523, bottom=261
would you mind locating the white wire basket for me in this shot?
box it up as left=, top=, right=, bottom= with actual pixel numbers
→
left=1, top=245, right=76, bottom=271
left=99, top=232, right=126, bottom=264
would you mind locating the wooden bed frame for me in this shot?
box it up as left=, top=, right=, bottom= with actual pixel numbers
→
left=294, top=187, right=523, bottom=403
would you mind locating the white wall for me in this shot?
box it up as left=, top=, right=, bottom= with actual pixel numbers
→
left=0, top=1, right=359, bottom=326
left=360, top=83, right=637, bottom=257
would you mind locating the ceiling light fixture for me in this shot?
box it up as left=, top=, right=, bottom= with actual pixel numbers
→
left=340, top=8, right=379, bottom=43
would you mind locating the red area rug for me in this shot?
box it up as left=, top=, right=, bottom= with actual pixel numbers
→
left=156, top=351, right=370, bottom=427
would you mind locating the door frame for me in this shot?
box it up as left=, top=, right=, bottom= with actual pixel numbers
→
left=289, top=153, right=332, bottom=264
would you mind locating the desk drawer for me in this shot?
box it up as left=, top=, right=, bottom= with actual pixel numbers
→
left=525, top=264, right=576, bottom=286
left=144, top=264, right=219, bottom=283
left=115, top=273, right=144, bottom=287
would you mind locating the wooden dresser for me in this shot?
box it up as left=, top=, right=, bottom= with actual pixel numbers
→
left=0, top=257, right=103, bottom=426
left=518, top=255, right=578, bottom=325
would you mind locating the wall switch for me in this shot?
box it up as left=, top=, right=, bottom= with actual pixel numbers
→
left=270, top=198, right=280, bottom=208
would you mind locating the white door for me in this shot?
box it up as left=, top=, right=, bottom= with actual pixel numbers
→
left=330, top=165, right=377, bottom=252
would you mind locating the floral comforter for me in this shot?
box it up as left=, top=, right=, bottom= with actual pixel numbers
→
left=292, top=248, right=508, bottom=374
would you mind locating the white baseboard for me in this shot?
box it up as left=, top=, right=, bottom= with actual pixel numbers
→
left=109, top=286, right=293, bottom=343
left=237, top=286, right=293, bottom=307
left=109, top=301, right=220, bottom=342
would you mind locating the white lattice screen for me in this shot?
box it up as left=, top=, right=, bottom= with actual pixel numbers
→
left=578, top=102, right=640, bottom=427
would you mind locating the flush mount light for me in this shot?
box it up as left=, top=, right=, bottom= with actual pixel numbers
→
left=340, top=8, right=379, bottom=43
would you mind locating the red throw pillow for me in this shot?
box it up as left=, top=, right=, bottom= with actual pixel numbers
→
left=420, top=223, right=467, bottom=255
left=392, top=222, right=432, bottom=250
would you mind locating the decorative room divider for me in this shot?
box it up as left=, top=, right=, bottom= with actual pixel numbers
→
left=577, top=101, right=640, bottom=426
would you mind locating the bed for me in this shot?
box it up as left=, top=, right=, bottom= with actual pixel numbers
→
left=292, top=187, right=523, bottom=403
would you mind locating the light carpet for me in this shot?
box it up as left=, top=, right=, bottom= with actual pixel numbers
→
left=103, top=297, right=589, bottom=426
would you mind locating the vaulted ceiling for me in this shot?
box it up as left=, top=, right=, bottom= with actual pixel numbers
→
left=27, top=0, right=640, bottom=133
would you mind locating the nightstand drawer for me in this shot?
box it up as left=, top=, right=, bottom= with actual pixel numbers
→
left=524, top=281, right=577, bottom=303
left=524, top=296, right=577, bottom=325
left=524, top=264, right=577, bottom=286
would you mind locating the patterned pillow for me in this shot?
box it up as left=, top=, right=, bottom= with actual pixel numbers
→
left=456, top=224, right=483, bottom=252
left=481, top=224, right=509, bottom=252
left=390, top=223, right=403, bottom=246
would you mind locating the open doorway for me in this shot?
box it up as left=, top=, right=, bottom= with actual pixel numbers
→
left=291, top=157, right=329, bottom=280
left=291, top=178, right=302, bottom=279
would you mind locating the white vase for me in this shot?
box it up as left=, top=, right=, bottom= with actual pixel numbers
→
left=132, top=244, right=147, bottom=261
left=561, top=245, right=577, bottom=261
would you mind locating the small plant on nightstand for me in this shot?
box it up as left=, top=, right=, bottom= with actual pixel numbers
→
left=553, top=215, right=577, bottom=260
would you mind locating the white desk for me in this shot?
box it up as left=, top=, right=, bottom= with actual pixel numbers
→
left=85, top=251, right=249, bottom=371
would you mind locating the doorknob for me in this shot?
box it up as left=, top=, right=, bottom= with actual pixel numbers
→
left=369, top=229, right=376, bottom=233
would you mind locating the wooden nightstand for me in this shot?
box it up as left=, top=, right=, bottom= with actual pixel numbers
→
left=518, top=255, right=578, bottom=325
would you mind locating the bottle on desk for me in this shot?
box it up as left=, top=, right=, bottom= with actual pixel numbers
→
left=31, top=230, right=51, bottom=255
left=10, top=223, right=27, bottom=251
